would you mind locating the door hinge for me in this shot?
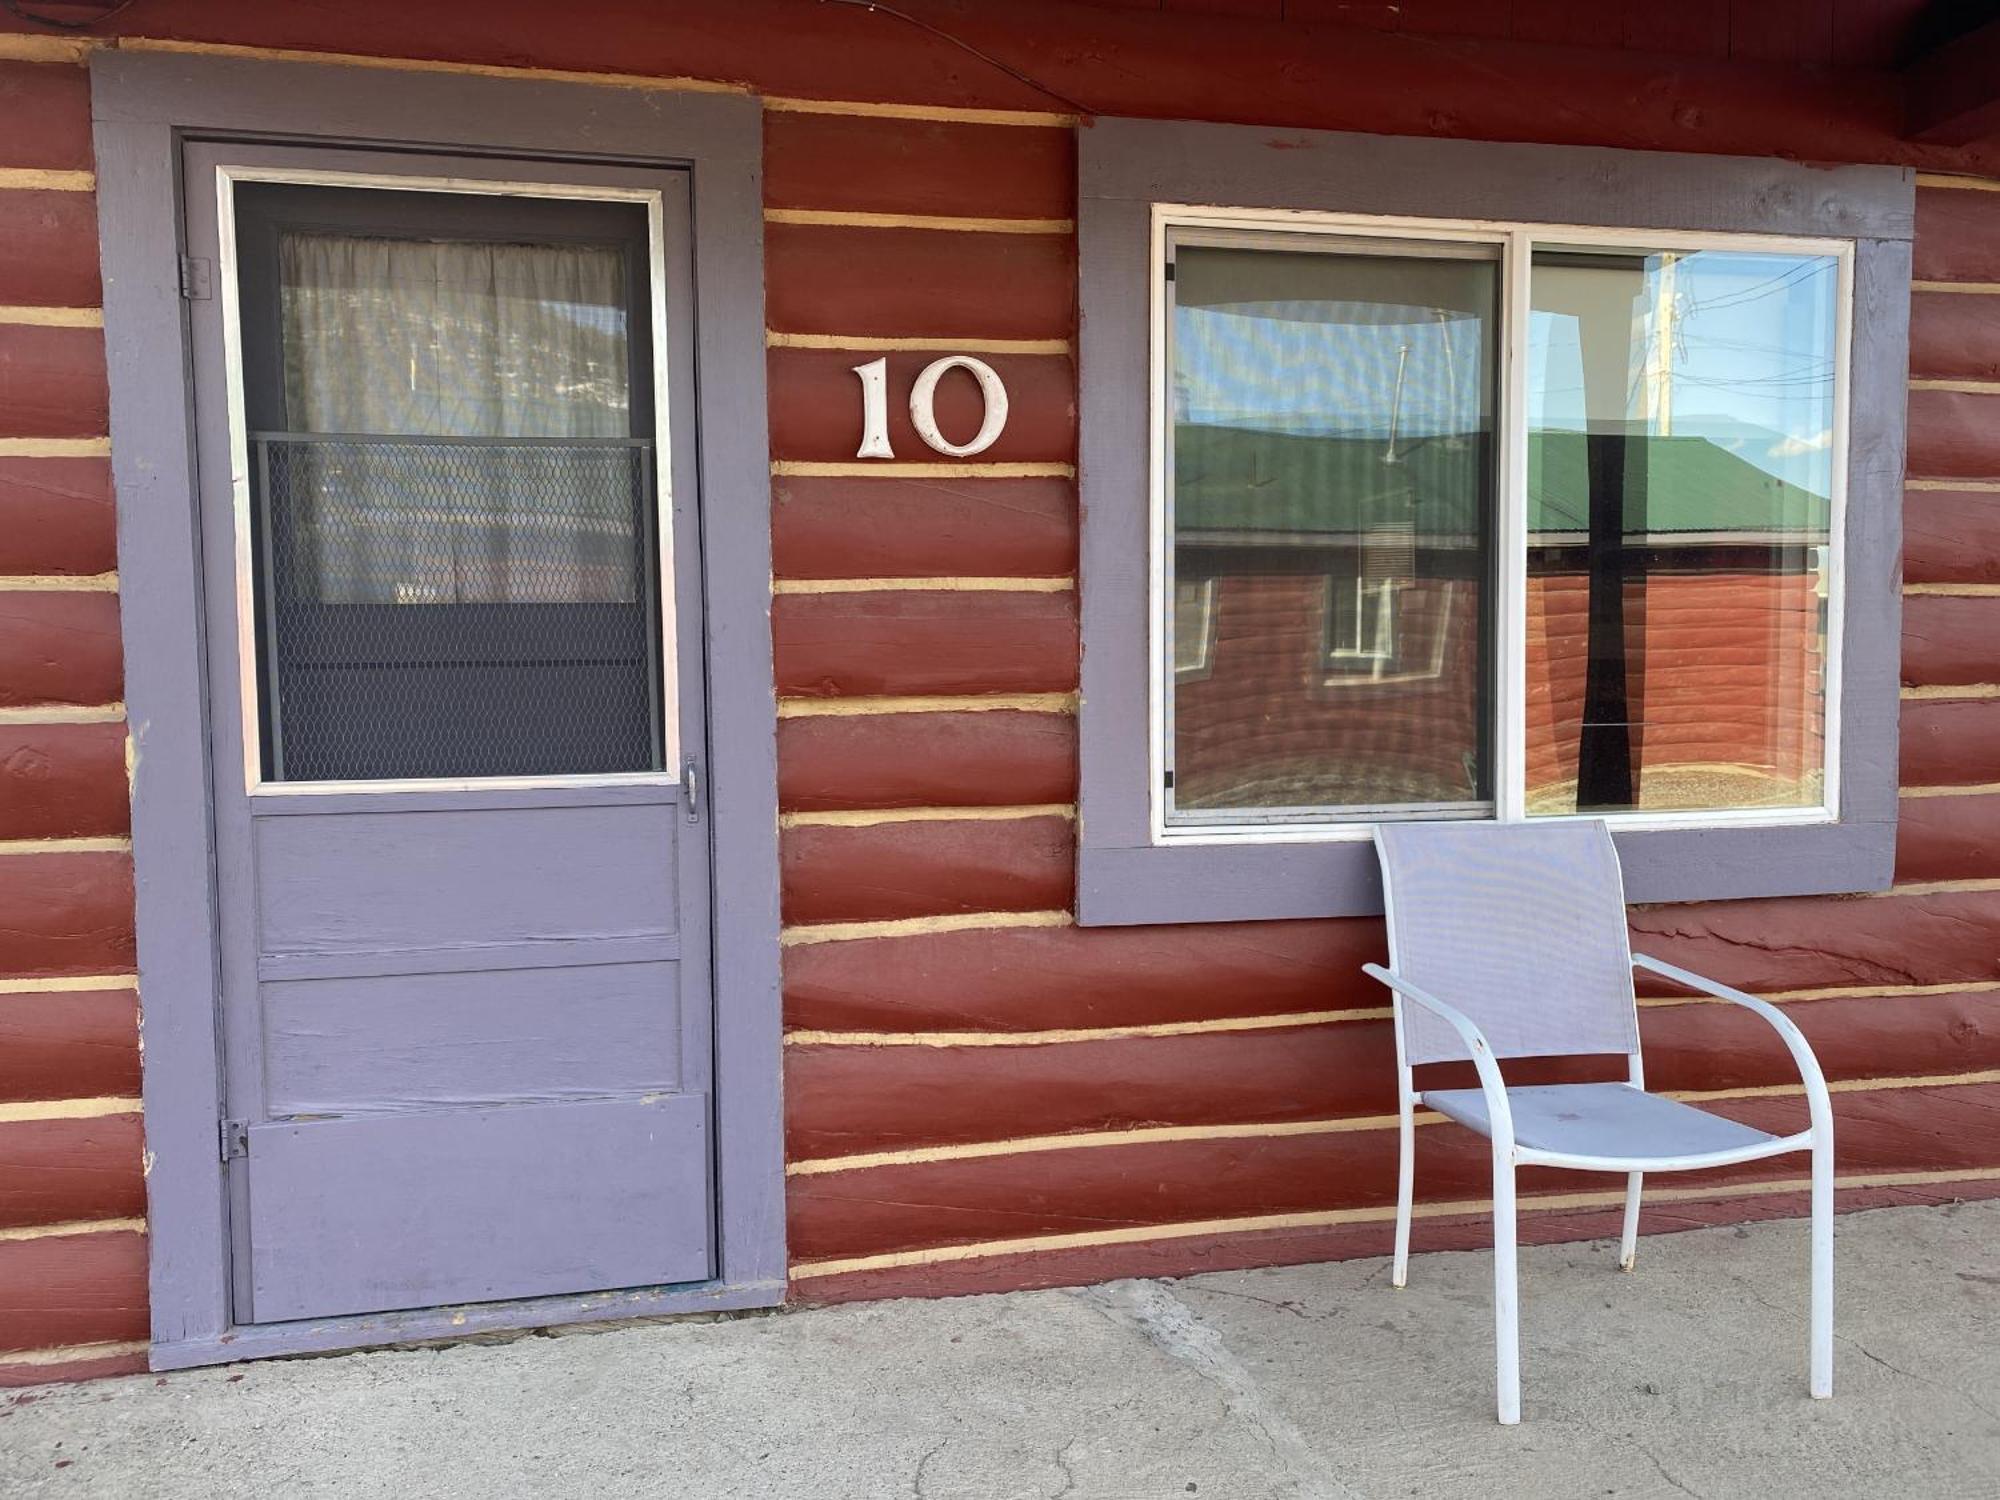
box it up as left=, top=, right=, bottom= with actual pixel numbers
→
left=220, top=1118, right=249, bottom=1162
left=681, top=753, right=701, bottom=824
left=178, top=255, right=213, bottom=301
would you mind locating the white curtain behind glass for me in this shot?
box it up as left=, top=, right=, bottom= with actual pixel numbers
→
left=277, top=232, right=637, bottom=604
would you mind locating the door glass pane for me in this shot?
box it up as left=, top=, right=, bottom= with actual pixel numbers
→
left=244, top=197, right=663, bottom=783
left=1166, top=237, right=1497, bottom=826
left=1526, top=247, right=1837, bottom=816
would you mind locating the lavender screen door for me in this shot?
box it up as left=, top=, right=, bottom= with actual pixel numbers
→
left=180, top=141, right=716, bottom=1324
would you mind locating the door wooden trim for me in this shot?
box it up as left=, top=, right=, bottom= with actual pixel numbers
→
left=91, top=50, right=785, bottom=1364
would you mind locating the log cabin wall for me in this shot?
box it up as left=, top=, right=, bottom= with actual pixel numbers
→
left=2, top=0, right=1999, bottom=1378
left=0, top=39, right=146, bottom=1386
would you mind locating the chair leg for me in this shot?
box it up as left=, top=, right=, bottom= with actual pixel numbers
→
left=1392, top=1101, right=1414, bottom=1288
left=1493, top=1147, right=1520, bottom=1425
left=1618, top=1172, right=1642, bottom=1271
left=1810, top=1130, right=1834, bottom=1398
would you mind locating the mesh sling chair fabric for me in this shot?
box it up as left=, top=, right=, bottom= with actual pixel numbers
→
left=1366, top=818, right=1835, bottom=1425
left=1374, top=820, right=1640, bottom=1065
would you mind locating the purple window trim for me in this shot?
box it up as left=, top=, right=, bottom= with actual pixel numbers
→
left=1075, top=118, right=1910, bottom=926
left=92, top=51, right=786, bottom=1363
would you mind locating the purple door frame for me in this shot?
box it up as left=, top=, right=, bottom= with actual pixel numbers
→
left=92, top=51, right=787, bottom=1367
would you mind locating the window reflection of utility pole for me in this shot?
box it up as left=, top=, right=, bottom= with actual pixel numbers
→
left=1384, top=341, right=1411, bottom=464
left=1644, top=253, right=1678, bottom=436
left=1434, top=308, right=1463, bottom=450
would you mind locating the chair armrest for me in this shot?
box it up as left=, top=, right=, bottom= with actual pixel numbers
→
left=1362, top=963, right=1516, bottom=1149
left=1631, top=953, right=1834, bottom=1137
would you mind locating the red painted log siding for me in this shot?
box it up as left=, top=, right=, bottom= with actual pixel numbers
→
left=786, top=918, right=1385, bottom=1034
left=1913, top=183, right=2000, bottom=283
left=0, top=851, right=134, bottom=980
left=0, top=722, right=128, bottom=842
left=0, top=989, right=140, bottom=1104
left=1896, top=792, right=2000, bottom=883
left=0, top=591, right=122, bottom=710
left=1907, top=386, right=2000, bottom=479
left=2, top=3, right=2000, bottom=1369
left=772, top=590, right=1079, bottom=698
left=0, top=1350, right=149, bottom=1388
left=1905, top=488, right=2000, bottom=587
left=784, top=888, right=2000, bottom=1037
left=787, top=987, right=2000, bottom=1158
left=0, top=1229, right=147, bottom=1355
left=0, top=1113, right=145, bottom=1230
left=786, top=1082, right=2000, bottom=1264
left=765, top=224, right=1075, bottom=342
left=0, top=325, right=108, bottom=440
left=1903, top=595, right=2000, bottom=687
left=771, top=475, right=1076, bottom=581
left=0, top=190, right=101, bottom=308
left=802, top=1177, right=2000, bottom=1305
left=1909, top=290, right=2000, bottom=381
left=0, top=43, right=142, bottom=1380
left=0, top=61, right=92, bottom=171
left=782, top=815, right=1074, bottom=925
left=9, top=1, right=1992, bottom=170
left=1902, top=697, right=2000, bottom=786
left=763, top=110, right=1075, bottom=221
left=777, top=710, right=1077, bottom=812
left=0, top=458, right=116, bottom=577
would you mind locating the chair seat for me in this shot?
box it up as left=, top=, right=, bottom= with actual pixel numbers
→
left=1421, top=1081, right=1779, bottom=1164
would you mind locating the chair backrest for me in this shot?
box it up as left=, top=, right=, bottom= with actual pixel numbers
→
left=1373, top=819, right=1640, bottom=1066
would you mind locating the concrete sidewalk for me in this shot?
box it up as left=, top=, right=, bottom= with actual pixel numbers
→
left=4, top=1199, right=1997, bottom=1499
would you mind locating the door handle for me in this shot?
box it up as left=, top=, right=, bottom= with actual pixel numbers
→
left=682, top=754, right=700, bottom=824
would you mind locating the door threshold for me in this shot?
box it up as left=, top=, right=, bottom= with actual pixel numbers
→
left=149, top=1277, right=787, bottom=1372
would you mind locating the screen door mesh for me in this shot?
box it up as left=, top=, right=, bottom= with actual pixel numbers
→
left=255, top=434, right=660, bottom=781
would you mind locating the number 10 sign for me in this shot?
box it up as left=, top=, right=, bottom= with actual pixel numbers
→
left=852, top=355, right=1009, bottom=459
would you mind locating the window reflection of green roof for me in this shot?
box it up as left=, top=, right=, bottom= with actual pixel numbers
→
left=1528, top=430, right=1829, bottom=535
left=1173, top=426, right=1483, bottom=537
left=1172, top=425, right=1829, bottom=538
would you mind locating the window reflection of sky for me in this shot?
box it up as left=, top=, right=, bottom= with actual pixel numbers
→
left=1530, top=251, right=1836, bottom=496
left=1173, top=249, right=1836, bottom=498
left=1174, top=301, right=1487, bottom=440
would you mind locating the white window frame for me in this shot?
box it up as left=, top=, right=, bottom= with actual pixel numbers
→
left=1148, top=203, right=1854, bottom=846
left=214, top=164, right=683, bottom=797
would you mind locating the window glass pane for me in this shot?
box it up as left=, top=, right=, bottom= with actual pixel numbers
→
left=1526, top=247, right=1836, bottom=816
left=1166, top=237, right=1497, bottom=825
left=246, top=200, right=662, bottom=783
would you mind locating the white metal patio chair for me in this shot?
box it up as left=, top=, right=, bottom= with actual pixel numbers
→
left=1363, top=819, right=1834, bottom=1425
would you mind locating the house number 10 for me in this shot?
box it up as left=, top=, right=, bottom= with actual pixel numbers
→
left=853, top=355, right=1009, bottom=459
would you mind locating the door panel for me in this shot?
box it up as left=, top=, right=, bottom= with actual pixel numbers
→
left=182, top=142, right=716, bottom=1323
left=242, top=1095, right=711, bottom=1322
left=262, top=964, right=683, bottom=1115
left=251, top=803, right=678, bottom=956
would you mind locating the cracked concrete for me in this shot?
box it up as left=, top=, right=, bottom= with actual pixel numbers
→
left=3, top=1198, right=1997, bottom=1499
left=1075, top=1280, right=1361, bottom=1500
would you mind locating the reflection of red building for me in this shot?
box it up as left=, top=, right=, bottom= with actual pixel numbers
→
left=1526, top=570, right=1826, bottom=812
left=1175, top=571, right=1483, bottom=811
left=1175, top=569, right=1823, bottom=816
left=1173, top=431, right=1828, bottom=818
